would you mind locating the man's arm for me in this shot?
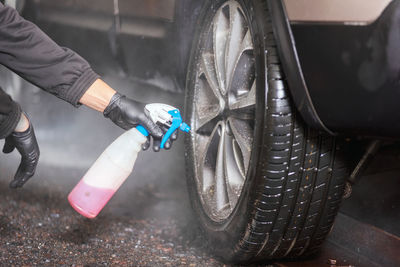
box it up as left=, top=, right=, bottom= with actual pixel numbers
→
left=0, top=4, right=169, bottom=152
left=0, top=3, right=99, bottom=106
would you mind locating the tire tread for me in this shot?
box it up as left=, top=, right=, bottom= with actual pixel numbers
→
left=231, top=0, right=348, bottom=262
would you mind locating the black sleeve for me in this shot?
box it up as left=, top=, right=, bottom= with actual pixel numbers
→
left=0, top=3, right=100, bottom=106
left=0, top=87, right=21, bottom=139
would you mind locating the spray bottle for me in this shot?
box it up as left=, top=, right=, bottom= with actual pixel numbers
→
left=68, top=104, right=190, bottom=219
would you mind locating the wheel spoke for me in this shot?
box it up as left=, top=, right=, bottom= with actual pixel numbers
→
left=224, top=132, right=245, bottom=209
left=241, top=28, right=253, bottom=53
left=225, top=3, right=246, bottom=91
left=229, top=79, right=256, bottom=111
left=214, top=124, right=230, bottom=212
left=224, top=134, right=246, bottom=184
left=213, top=6, right=229, bottom=93
left=200, top=52, right=222, bottom=101
left=194, top=109, right=221, bottom=134
left=227, top=118, right=252, bottom=174
left=194, top=74, right=221, bottom=133
left=198, top=124, right=220, bottom=194
left=227, top=23, right=255, bottom=111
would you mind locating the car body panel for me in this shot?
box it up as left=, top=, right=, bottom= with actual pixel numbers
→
left=284, top=0, right=393, bottom=24
left=119, top=0, right=176, bottom=21
left=21, top=0, right=197, bottom=89
left=290, top=0, right=400, bottom=137
left=27, top=0, right=176, bottom=38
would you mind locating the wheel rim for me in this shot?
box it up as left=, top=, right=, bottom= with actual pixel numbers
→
left=190, top=0, right=256, bottom=222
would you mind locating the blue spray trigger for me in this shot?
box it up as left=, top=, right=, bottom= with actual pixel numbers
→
left=160, top=110, right=181, bottom=149
left=160, top=109, right=191, bottom=149
left=137, top=109, right=191, bottom=149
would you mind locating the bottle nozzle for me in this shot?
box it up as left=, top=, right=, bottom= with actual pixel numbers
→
left=180, top=122, right=190, bottom=133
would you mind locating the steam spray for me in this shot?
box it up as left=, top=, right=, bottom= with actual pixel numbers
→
left=68, top=103, right=190, bottom=219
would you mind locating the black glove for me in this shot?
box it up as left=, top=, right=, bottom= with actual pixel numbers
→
left=103, top=93, right=177, bottom=152
left=2, top=123, right=40, bottom=188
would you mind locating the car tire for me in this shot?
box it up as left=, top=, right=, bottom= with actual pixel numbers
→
left=184, top=0, right=349, bottom=264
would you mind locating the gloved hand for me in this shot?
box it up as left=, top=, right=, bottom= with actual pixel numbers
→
left=103, top=93, right=177, bottom=152
left=2, top=122, right=40, bottom=188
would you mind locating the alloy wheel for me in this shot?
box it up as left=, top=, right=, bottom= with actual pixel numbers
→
left=190, top=0, right=256, bottom=222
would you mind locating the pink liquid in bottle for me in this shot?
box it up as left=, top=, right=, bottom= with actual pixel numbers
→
left=68, top=180, right=116, bottom=219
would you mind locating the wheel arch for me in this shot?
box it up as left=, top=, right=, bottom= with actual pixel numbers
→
left=267, top=0, right=335, bottom=135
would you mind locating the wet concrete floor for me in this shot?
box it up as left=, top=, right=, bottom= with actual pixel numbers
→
left=0, top=70, right=399, bottom=266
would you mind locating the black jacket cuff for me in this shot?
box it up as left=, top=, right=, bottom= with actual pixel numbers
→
left=0, top=101, right=21, bottom=139
left=61, top=68, right=100, bottom=107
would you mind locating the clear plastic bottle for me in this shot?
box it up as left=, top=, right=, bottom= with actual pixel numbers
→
left=68, top=127, right=147, bottom=219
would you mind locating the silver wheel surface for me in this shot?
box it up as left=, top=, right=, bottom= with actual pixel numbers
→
left=190, top=0, right=256, bottom=222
